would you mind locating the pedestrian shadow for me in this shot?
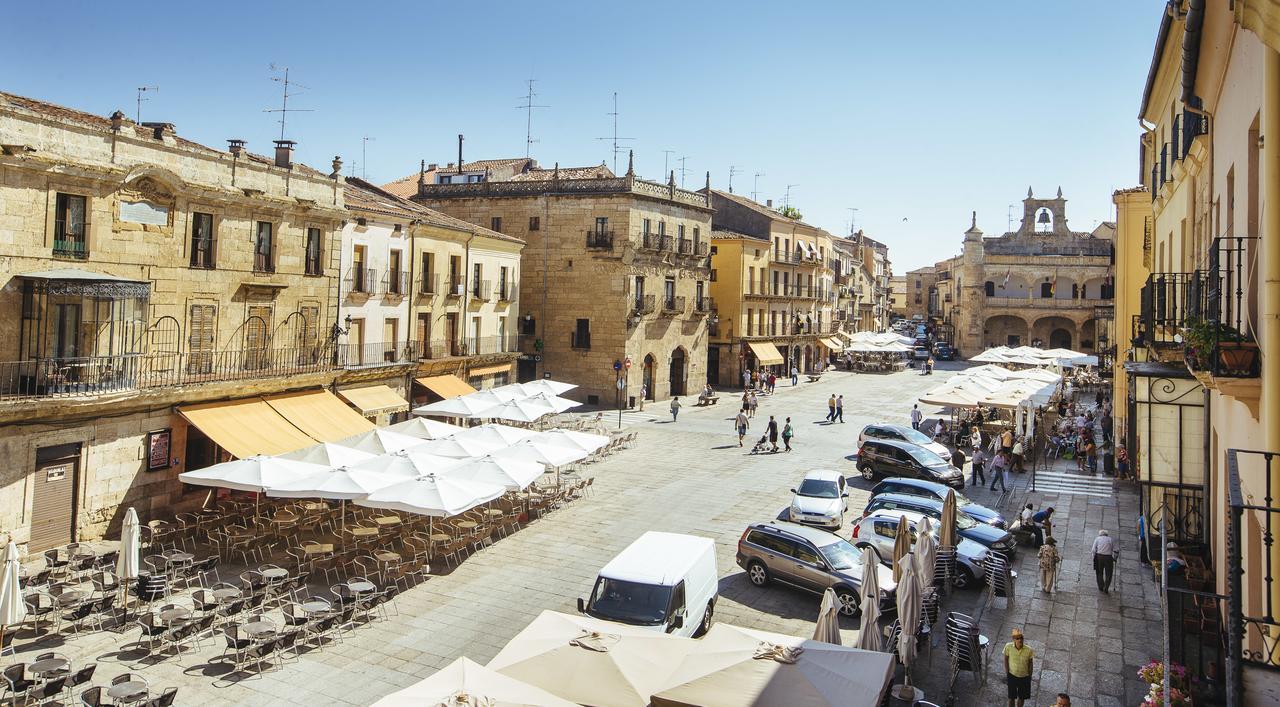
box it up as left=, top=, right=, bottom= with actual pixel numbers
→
left=710, top=444, right=738, bottom=450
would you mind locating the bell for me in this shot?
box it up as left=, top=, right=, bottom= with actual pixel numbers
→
left=1037, top=211, right=1051, bottom=225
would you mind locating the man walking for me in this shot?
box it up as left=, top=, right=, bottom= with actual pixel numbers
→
left=827, top=394, right=837, bottom=422
left=735, top=408, right=750, bottom=447
left=911, top=404, right=923, bottom=431
left=1101, top=409, right=1113, bottom=444
left=990, top=450, right=1010, bottom=492
left=766, top=415, right=779, bottom=452
left=835, top=395, right=844, bottom=423
left=669, top=396, right=682, bottom=422
left=1002, top=628, right=1034, bottom=707
left=1032, top=506, right=1055, bottom=547
left=1092, top=529, right=1116, bottom=593
left=970, top=444, right=987, bottom=486
left=767, top=372, right=777, bottom=394
left=742, top=368, right=751, bottom=391
left=791, top=365, right=799, bottom=386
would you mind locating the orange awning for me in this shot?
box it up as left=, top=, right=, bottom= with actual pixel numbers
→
left=263, top=389, right=375, bottom=442
left=468, top=363, right=512, bottom=377
left=178, top=398, right=315, bottom=458
left=747, top=341, right=785, bottom=366
left=337, top=385, right=410, bottom=416
left=416, top=374, right=477, bottom=399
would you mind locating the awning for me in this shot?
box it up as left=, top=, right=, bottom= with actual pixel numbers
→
left=263, top=390, right=375, bottom=442
left=820, top=337, right=844, bottom=351
left=468, top=363, right=512, bottom=377
left=337, top=385, right=410, bottom=416
left=747, top=341, right=785, bottom=366
left=416, top=374, right=478, bottom=399
left=178, top=398, right=316, bottom=459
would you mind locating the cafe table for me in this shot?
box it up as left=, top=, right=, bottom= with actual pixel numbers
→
left=159, top=606, right=192, bottom=624
left=260, top=567, right=289, bottom=582
left=346, top=580, right=376, bottom=595
left=28, top=656, right=70, bottom=679
left=300, top=600, right=332, bottom=615
left=243, top=620, right=278, bottom=639
left=302, top=543, right=334, bottom=557
left=373, top=515, right=401, bottom=527
left=107, top=680, right=149, bottom=704
left=348, top=527, right=379, bottom=539
left=212, top=587, right=242, bottom=602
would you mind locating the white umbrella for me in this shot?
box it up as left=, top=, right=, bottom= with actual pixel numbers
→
left=415, top=436, right=508, bottom=459
left=334, top=428, right=430, bottom=455
left=386, top=416, right=465, bottom=440
left=517, top=379, right=577, bottom=397
left=536, top=429, right=611, bottom=453
left=0, top=540, right=26, bottom=655
left=266, top=465, right=412, bottom=500
left=350, top=449, right=466, bottom=479
left=456, top=423, right=540, bottom=447
left=117, top=507, right=141, bottom=620
left=813, top=587, right=842, bottom=645
left=354, top=473, right=506, bottom=518
left=481, top=397, right=557, bottom=424
left=914, top=517, right=937, bottom=591
left=489, top=383, right=536, bottom=402
left=493, top=439, right=589, bottom=468
left=854, top=544, right=883, bottom=652
left=278, top=441, right=377, bottom=467
left=445, top=455, right=544, bottom=491
left=371, top=656, right=578, bottom=707
left=525, top=393, right=580, bottom=413
left=178, top=456, right=329, bottom=494
left=413, top=390, right=506, bottom=418
left=893, top=558, right=921, bottom=700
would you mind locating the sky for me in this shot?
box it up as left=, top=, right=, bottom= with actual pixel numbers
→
left=1, top=0, right=1164, bottom=272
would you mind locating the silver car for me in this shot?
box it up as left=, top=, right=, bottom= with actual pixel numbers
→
left=850, top=508, right=990, bottom=590
left=736, top=521, right=896, bottom=616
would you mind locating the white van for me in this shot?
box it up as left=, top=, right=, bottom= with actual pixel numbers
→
left=577, top=531, right=718, bottom=637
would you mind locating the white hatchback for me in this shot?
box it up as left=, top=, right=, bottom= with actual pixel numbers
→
left=787, top=469, right=849, bottom=530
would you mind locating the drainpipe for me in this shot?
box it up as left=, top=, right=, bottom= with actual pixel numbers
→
left=463, top=231, right=476, bottom=357
left=1264, top=42, right=1280, bottom=635
left=405, top=219, right=419, bottom=401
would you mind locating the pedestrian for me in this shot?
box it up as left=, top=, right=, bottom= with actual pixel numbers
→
left=766, top=415, right=779, bottom=452
left=989, top=450, right=1010, bottom=492
left=1011, top=438, right=1024, bottom=472
left=1030, top=506, right=1054, bottom=547
left=782, top=417, right=794, bottom=452
left=768, top=372, right=777, bottom=394
left=835, top=395, right=844, bottom=423
left=1117, top=445, right=1131, bottom=481
left=669, top=396, right=682, bottom=422
left=735, top=407, right=750, bottom=447
left=1101, top=409, right=1113, bottom=444
left=742, top=368, right=751, bottom=390
left=827, top=394, right=837, bottom=422
left=951, top=446, right=967, bottom=475
left=970, top=425, right=982, bottom=453
left=1020, top=502, right=1034, bottom=532
left=1083, top=438, right=1098, bottom=474
left=791, top=365, right=799, bottom=386
left=1095, top=389, right=1104, bottom=407
left=1002, top=628, right=1035, bottom=707
left=926, top=356, right=935, bottom=375
left=1000, top=428, right=1014, bottom=454
left=970, top=445, right=987, bottom=486
left=1052, top=694, right=1071, bottom=707
left=748, top=391, right=759, bottom=418
left=1038, top=537, right=1060, bottom=593
left=639, top=384, right=647, bottom=411
left=1091, top=529, right=1116, bottom=593
left=911, top=404, right=923, bottom=431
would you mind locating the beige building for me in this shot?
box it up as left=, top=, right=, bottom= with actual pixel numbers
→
left=406, top=155, right=712, bottom=406
left=889, top=275, right=907, bottom=318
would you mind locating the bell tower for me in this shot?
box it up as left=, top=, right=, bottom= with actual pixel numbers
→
left=958, top=211, right=985, bottom=353
left=1018, top=186, right=1070, bottom=236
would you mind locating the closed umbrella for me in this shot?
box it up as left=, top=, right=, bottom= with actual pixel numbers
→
left=386, top=416, right=465, bottom=440
left=334, top=428, right=430, bottom=455
left=891, top=515, right=911, bottom=583
left=456, top=423, right=539, bottom=448
left=117, top=507, right=141, bottom=619
left=914, top=517, right=937, bottom=590
left=371, top=656, right=578, bottom=706
left=0, top=540, right=26, bottom=655
left=812, top=587, right=842, bottom=645
left=854, top=545, right=883, bottom=652
left=354, top=473, right=505, bottom=518
left=893, top=558, right=921, bottom=701
left=279, top=442, right=377, bottom=467
left=446, top=455, right=544, bottom=491
left=939, top=490, right=958, bottom=549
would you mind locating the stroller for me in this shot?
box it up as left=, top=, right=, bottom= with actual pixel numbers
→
left=749, top=434, right=773, bottom=454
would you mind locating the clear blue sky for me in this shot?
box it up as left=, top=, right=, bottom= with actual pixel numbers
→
left=2, top=0, right=1164, bottom=272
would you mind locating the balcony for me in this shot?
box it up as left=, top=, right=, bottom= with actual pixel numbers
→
left=420, top=274, right=439, bottom=295
left=570, top=331, right=591, bottom=350
left=1184, top=237, right=1262, bottom=382
left=383, top=271, right=409, bottom=297
left=633, top=294, right=655, bottom=314
left=339, top=341, right=415, bottom=368
left=470, top=280, right=491, bottom=301
left=445, top=275, right=465, bottom=297
left=53, top=237, right=89, bottom=260
left=660, top=295, right=685, bottom=315
left=695, top=242, right=708, bottom=257
left=496, top=281, right=516, bottom=302
left=254, top=252, right=275, bottom=274
left=1224, top=448, right=1280, bottom=704
left=694, top=296, right=714, bottom=314
left=641, top=233, right=673, bottom=251
left=676, top=238, right=693, bottom=255
left=586, top=230, right=614, bottom=249
left=417, top=335, right=518, bottom=360
left=346, top=266, right=376, bottom=296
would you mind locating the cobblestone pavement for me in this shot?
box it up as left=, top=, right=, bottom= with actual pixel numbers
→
left=5, top=363, right=1162, bottom=705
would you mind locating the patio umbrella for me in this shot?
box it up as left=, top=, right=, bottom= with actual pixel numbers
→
left=853, top=595, right=882, bottom=653
left=456, top=423, right=539, bottom=448
left=278, top=441, right=377, bottom=467
left=487, top=610, right=698, bottom=707
left=413, top=390, right=506, bottom=419
left=939, top=490, right=958, bottom=549
left=891, top=515, right=911, bottom=583
left=371, top=656, right=578, bottom=706
left=493, top=439, right=589, bottom=468
left=178, top=455, right=330, bottom=494
left=386, top=416, right=465, bottom=440
left=651, top=623, right=895, bottom=707
left=536, top=429, right=611, bottom=453
left=480, top=397, right=558, bottom=424
left=893, top=558, right=921, bottom=701
left=445, top=455, right=544, bottom=491
left=525, top=393, right=581, bottom=413
left=265, top=464, right=414, bottom=500
left=517, top=379, right=577, bottom=397
left=0, top=540, right=26, bottom=655
left=334, top=428, right=430, bottom=455
left=354, top=473, right=505, bottom=518
left=415, top=436, right=508, bottom=459
left=117, top=507, right=141, bottom=619
left=812, top=587, right=842, bottom=645
left=914, top=517, right=937, bottom=590
left=489, top=383, right=536, bottom=402
left=352, top=449, right=466, bottom=478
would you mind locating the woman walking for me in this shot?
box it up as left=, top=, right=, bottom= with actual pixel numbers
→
left=782, top=417, right=794, bottom=452
left=1038, top=537, right=1060, bottom=593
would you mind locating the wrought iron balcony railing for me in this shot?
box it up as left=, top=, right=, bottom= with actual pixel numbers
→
left=633, top=294, right=655, bottom=314
left=661, top=295, right=686, bottom=314
left=383, top=271, right=409, bottom=297
left=346, top=267, right=376, bottom=295
left=586, top=230, right=613, bottom=249
left=53, top=238, right=89, bottom=260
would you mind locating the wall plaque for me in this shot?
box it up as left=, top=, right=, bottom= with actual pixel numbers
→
left=120, top=200, right=169, bottom=226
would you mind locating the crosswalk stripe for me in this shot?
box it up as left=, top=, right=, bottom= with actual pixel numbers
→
left=1030, top=471, right=1115, bottom=497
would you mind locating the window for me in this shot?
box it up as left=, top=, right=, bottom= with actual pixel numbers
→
left=254, top=221, right=274, bottom=273
left=449, top=255, right=462, bottom=293
left=190, top=212, right=215, bottom=268
left=520, top=315, right=536, bottom=336
left=420, top=252, right=435, bottom=293
left=244, top=305, right=272, bottom=370
left=529, top=216, right=540, bottom=231
left=747, top=267, right=755, bottom=294
left=352, top=245, right=369, bottom=293
left=792, top=542, right=820, bottom=565
left=595, top=217, right=609, bottom=234
left=678, top=224, right=686, bottom=240
left=305, top=227, right=323, bottom=275
left=693, top=227, right=700, bottom=245
left=472, top=263, right=483, bottom=298
left=498, top=266, right=510, bottom=300
left=747, top=309, right=754, bottom=335
left=187, top=304, right=216, bottom=374
left=497, top=317, right=507, bottom=350
left=383, top=319, right=399, bottom=361
left=695, top=281, right=704, bottom=308
left=573, top=318, right=591, bottom=349
left=664, top=277, right=676, bottom=308
left=773, top=271, right=780, bottom=295
left=53, top=193, right=88, bottom=258
left=297, top=305, right=321, bottom=364
left=770, top=311, right=777, bottom=336
left=658, top=221, right=666, bottom=236
left=1040, top=282, right=1053, bottom=298
left=643, top=218, right=651, bottom=235
left=388, top=250, right=403, bottom=294
left=915, top=280, right=921, bottom=289
left=984, top=281, right=995, bottom=297
left=490, top=216, right=502, bottom=232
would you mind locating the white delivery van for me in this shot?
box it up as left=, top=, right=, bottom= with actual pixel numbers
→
left=578, top=531, right=718, bottom=637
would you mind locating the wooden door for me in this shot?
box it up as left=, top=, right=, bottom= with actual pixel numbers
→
left=187, top=304, right=216, bottom=374
left=29, top=443, right=81, bottom=552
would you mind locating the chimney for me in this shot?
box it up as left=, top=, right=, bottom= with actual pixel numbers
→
left=446, top=162, right=455, bottom=169
left=457, top=134, right=464, bottom=173
left=227, top=139, right=246, bottom=157
left=273, top=140, right=296, bottom=168
left=766, top=199, right=773, bottom=208
left=427, top=163, right=438, bottom=171
left=141, top=122, right=175, bottom=140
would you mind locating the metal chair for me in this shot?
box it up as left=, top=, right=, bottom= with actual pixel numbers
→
left=2, top=663, right=33, bottom=706
left=78, top=686, right=107, bottom=707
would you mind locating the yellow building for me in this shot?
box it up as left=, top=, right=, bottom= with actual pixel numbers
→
left=1109, top=186, right=1151, bottom=455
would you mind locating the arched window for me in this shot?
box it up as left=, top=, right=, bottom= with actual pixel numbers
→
left=1040, top=282, right=1053, bottom=298
left=984, top=281, right=995, bottom=297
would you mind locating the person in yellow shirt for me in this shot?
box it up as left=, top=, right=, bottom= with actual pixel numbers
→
left=1002, top=628, right=1034, bottom=707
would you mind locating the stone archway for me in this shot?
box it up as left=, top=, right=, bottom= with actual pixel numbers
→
left=1079, top=319, right=1097, bottom=350
left=1050, top=328, right=1073, bottom=349
left=643, top=354, right=656, bottom=400
left=669, top=347, right=687, bottom=397
left=983, top=315, right=1028, bottom=348
left=1033, top=316, right=1077, bottom=350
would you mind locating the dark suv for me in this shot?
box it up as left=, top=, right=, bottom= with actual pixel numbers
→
left=856, top=438, right=964, bottom=488
left=861, top=492, right=1017, bottom=559
left=869, top=477, right=1006, bottom=528
left=932, top=342, right=956, bottom=361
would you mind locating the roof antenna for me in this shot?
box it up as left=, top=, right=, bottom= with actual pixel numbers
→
left=751, top=172, right=765, bottom=202
left=515, top=79, right=548, bottom=159
left=677, top=156, right=690, bottom=189
left=135, top=86, right=158, bottom=124
left=784, top=184, right=799, bottom=209
left=361, top=136, right=375, bottom=180
left=595, top=92, right=634, bottom=174
left=728, top=166, right=743, bottom=194
left=264, top=64, right=313, bottom=141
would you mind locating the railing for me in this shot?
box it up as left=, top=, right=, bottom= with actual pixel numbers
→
left=190, top=238, right=215, bottom=269
left=586, top=230, right=614, bottom=249
left=1202, top=236, right=1261, bottom=377
left=497, top=281, right=516, bottom=302
left=445, top=275, right=465, bottom=297
left=1227, top=448, right=1280, bottom=705
left=254, top=252, right=274, bottom=274
left=338, top=341, right=414, bottom=368
left=420, top=274, right=439, bottom=295
left=418, top=335, right=518, bottom=359
left=641, top=233, right=668, bottom=251
left=383, top=271, right=409, bottom=297
left=633, top=294, right=655, bottom=314
left=694, top=242, right=708, bottom=256
left=53, top=238, right=89, bottom=259
left=346, top=267, right=376, bottom=295
left=660, top=295, right=685, bottom=314
left=676, top=238, right=692, bottom=255
left=694, top=296, right=714, bottom=313
left=471, top=280, right=491, bottom=300
left=1138, top=271, right=1208, bottom=349
left=570, top=331, right=591, bottom=350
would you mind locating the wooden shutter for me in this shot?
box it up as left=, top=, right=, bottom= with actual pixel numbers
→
left=187, top=304, right=216, bottom=374
left=245, top=305, right=272, bottom=370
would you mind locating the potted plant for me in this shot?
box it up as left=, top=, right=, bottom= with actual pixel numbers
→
left=1181, top=317, right=1258, bottom=376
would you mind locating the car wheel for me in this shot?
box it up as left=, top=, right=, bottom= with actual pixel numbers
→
left=859, top=464, right=875, bottom=481
left=696, top=599, right=715, bottom=636
left=747, top=561, right=770, bottom=587
left=953, top=565, right=977, bottom=590
left=835, top=588, right=860, bottom=617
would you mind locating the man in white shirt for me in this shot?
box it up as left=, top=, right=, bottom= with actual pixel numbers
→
left=911, top=404, right=923, bottom=430
left=1091, top=529, right=1116, bottom=593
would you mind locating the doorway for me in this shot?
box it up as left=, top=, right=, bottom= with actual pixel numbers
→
left=669, top=348, right=687, bottom=397
left=706, top=346, right=720, bottom=386
left=445, top=313, right=458, bottom=356
left=643, top=355, right=656, bottom=400
left=29, top=442, right=81, bottom=552
left=1049, top=328, right=1073, bottom=349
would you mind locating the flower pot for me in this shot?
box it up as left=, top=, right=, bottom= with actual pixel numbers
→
left=1217, top=342, right=1259, bottom=376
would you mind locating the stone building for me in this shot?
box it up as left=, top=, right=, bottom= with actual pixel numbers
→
left=889, top=275, right=907, bottom=319
left=406, top=154, right=712, bottom=407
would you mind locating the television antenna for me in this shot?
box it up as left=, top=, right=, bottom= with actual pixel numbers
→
left=847, top=207, right=859, bottom=235
left=135, top=86, right=158, bottom=124
left=662, top=150, right=676, bottom=177
left=751, top=172, right=765, bottom=202
left=1008, top=204, right=1015, bottom=232
left=595, top=92, right=634, bottom=173
left=264, top=64, right=313, bottom=141
left=361, top=136, right=375, bottom=180
left=515, top=79, right=548, bottom=159
left=784, top=184, right=799, bottom=209
left=728, top=166, right=743, bottom=194
left=677, top=156, right=690, bottom=188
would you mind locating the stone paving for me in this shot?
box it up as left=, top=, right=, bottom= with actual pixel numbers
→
left=3, top=362, right=1165, bottom=706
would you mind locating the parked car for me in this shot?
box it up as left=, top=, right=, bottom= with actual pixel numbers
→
left=855, top=438, right=964, bottom=488
left=578, top=531, right=718, bottom=636
left=857, top=423, right=952, bottom=462
left=736, top=521, right=896, bottom=616
left=912, top=346, right=930, bottom=360
left=786, top=469, right=849, bottom=530
left=861, top=492, right=1017, bottom=559
left=851, top=509, right=989, bottom=589
left=869, top=477, right=1006, bottom=528
left=932, top=343, right=956, bottom=361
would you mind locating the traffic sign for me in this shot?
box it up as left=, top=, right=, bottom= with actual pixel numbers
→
left=613, top=359, right=622, bottom=371
left=624, top=356, right=632, bottom=369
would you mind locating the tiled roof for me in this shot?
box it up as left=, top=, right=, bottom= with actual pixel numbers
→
left=382, top=158, right=537, bottom=197
left=0, top=91, right=328, bottom=179
left=710, top=189, right=810, bottom=227
left=1112, top=185, right=1147, bottom=195
left=710, top=228, right=765, bottom=241
left=507, top=164, right=614, bottom=181
left=344, top=178, right=523, bottom=244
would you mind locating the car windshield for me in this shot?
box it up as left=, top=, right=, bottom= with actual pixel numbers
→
left=817, top=537, right=862, bottom=571
left=953, top=513, right=978, bottom=530
left=905, top=445, right=946, bottom=466
left=899, top=428, right=934, bottom=446
left=797, top=479, right=840, bottom=498
left=588, top=578, right=672, bottom=626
